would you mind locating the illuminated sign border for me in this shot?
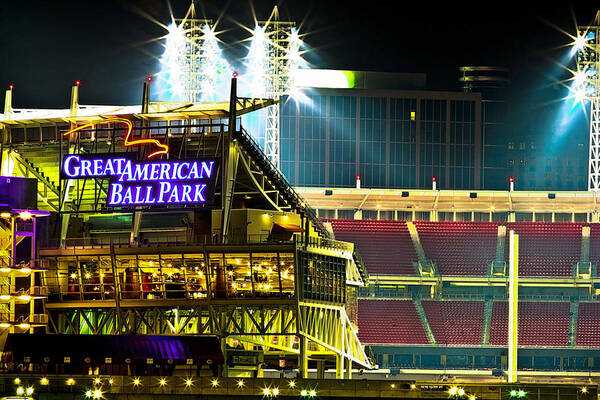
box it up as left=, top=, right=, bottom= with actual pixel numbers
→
left=61, top=153, right=219, bottom=208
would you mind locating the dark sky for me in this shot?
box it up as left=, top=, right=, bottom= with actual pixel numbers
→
left=0, top=0, right=597, bottom=131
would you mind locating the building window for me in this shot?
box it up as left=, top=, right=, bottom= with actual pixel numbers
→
left=508, top=142, right=515, bottom=150
left=520, top=159, right=526, bottom=165
left=410, top=111, right=416, bottom=121
left=519, top=142, right=525, bottom=150
left=508, top=159, right=515, bottom=166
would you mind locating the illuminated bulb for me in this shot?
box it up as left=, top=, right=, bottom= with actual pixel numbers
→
left=211, top=379, right=219, bottom=387
left=71, top=273, right=77, bottom=279
left=237, top=379, right=245, bottom=387
left=40, top=377, right=49, bottom=385
left=288, top=380, right=296, bottom=388
left=132, top=378, right=141, bottom=386
left=108, top=379, right=113, bottom=385
left=94, top=378, right=101, bottom=385
left=85, top=390, right=93, bottom=397
left=16, top=387, right=24, bottom=396
left=0, top=212, right=11, bottom=218
left=0, top=295, right=10, bottom=300
left=67, top=378, right=75, bottom=385
left=184, top=378, right=193, bottom=387
left=272, top=388, right=279, bottom=396
left=14, top=378, right=21, bottom=384
left=518, top=390, right=526, bottom=397
left=19, top=211, right=32, bottom=219
left=309, top=389, right=317, bottom=397
left=449, top=387, right=459, bottom=396
left=458, top=388, right=465, bottom=396
left=410, top=384, right=417, bottom=390
left=510, top=390, right=518, bottom=397
left=0, top=267, right=11, bottom=273
left=574, top=34, right=588, bottom=50
left=85, top=273, right=91, bottom=279
left=26, top=387, right=34, bottom=396
left=20, top=268, right=31, bottom=274
left=18, top=295, right=31, bottom=301
left=390, top=384, right=396, bottom=388
left=263, top=388, right=271, bottom=396
left=300, top=390, right=308, bottom=396
left=159, top=378, right=167, bottom=386
left=18, top=323, right=30, bottom=330
left=582, top=387, right=588, bottom=394
left=469, top=396, right=477, bottom=400
left=92, top=389, right=102, bottom=399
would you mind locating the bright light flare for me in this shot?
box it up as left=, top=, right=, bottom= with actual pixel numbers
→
left=574, top=34, right=588, bottom=51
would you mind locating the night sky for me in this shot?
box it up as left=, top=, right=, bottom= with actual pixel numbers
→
left=0, top=1, right=597, bottom=138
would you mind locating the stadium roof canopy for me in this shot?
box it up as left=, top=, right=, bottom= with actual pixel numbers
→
left=0, top=98, right=276, bottom=127
left=297, top=187, right=600, bottom=214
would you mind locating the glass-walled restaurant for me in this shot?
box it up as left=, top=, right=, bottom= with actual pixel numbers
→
left=44, top=251, right=296, bottom=301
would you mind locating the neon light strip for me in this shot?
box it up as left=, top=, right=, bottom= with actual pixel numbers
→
left=63, top=117, right=169, bottom=158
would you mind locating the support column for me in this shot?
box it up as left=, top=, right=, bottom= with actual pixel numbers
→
left=335, top=354, right=343, bottom=379
left=298, top=335, right=308, bottom=379
left=345, top=357, right=353, bottom=379
left=507, top=230, right=519, bottom=383
left=316, top=360, right=325, bottom=379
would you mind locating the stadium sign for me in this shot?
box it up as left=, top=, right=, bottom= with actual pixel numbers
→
left=61, top=154, right=218, bottom=207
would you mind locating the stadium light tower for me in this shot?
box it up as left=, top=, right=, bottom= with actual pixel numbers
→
left=160, top=4, right=229, bottom=102
left=574, top=12, right=600, bottom=190
left=253, top=6, right=302, bottom=168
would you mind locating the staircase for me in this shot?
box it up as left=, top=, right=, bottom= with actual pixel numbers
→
left=406, top=222, right=427, bottom=261
left=413, top=298, right=436, bottom=345
left=235, top=128, right=330, bottom=238
left=482, top=298, right=494, bottom=345
left=581, top=226, right=591, bottom=263
left=496, top=225, right=507, bottom=261
left=568, top=301, right=579, bottom=347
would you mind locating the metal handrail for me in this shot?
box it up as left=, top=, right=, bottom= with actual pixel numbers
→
left=235, top=126, right=330, bottom=238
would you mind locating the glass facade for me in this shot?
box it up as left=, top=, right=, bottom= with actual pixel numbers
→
left=281, top=89, right=483, bottom=190
left=46, top=251, right=296, bottom=302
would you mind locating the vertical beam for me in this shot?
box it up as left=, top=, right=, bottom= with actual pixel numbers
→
left=221, top=77, right=239, bottom=243
left=474, top=94, right=482, bottom=189
left=335, top=353, right=343, bottom=379
left=298, top=335, right=308, bottom=378
left=131, top=80, right=150, bottom=245
left=3, top=87, right=12, bottom=121
left=507, top=229, right=519, bottom=383
left=69, top=84, right=79, bottom=118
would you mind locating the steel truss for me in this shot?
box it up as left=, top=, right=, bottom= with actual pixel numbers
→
left=47, top=301, right=371, bottom=371
left=260, top=8, right=298, bottom=169
left=577, top=15, right=600, bottom=190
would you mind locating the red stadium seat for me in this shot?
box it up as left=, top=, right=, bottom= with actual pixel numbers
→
left=325, top=219, right=417, bottom=275
left=414, top=221, right=499, bottom=276
left=357, top=299, right=429, bottom=344
left=489, top=301, right=570, bottom=347
left=505, top=222, right=583, bottom=277
left=576, top=302, right=600, bottom=347
left=422, top=300, right=484, bottom=345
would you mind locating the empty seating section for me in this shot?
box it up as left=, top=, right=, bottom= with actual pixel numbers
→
left=422, top=301, right=484, bottom=345
left=489, top=302, right=570, bottom=347
left=357, top=300, right=429, bottom=344
left=414, top=221, right=498, bottom=276
left=505, top=223, right=583, bottom=277
left=326, top=219, right=417, bottom=275
left=589, top=225, right=600, bottom=269
left=577, top=302, right=600, bottom=347
left=489, top=302, right=507, bottom=346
